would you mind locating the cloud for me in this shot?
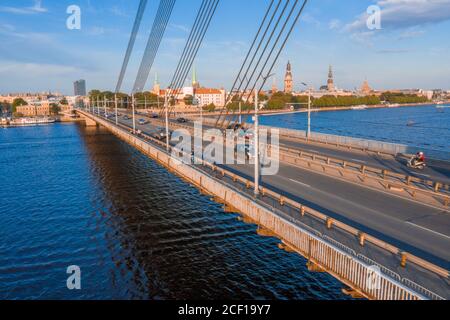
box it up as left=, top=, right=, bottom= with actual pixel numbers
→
left=301, top=13, right=321, bottom=27
left=398, top=29, right=426, bottom=39
left=376, top=49, right=411, bottom=54
left=169, top=24, right=190, bottom=33
left=109, top=6, right=128, bottom=17
left=0, top=0, right=48, bottom=15
left=344, top=0, right=450, bottom=32
left=328, top=19, right=342, bottom=30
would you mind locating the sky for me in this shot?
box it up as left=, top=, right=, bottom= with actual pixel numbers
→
left=0, top=0, right=450, bottom=95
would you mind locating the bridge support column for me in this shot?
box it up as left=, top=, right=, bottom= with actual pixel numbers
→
left=77, top=113, right=97, bottom=127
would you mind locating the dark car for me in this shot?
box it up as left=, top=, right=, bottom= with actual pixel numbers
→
left=151, top=128, right=170, bottom=141
left=227, top=123, right=243, bottom=131
left=151, top=113, right=159, bottom=119
left=176, top=117, right=187, bottom=123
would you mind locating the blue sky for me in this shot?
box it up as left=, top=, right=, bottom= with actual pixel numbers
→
left=1, top=0, right=450, bottom=95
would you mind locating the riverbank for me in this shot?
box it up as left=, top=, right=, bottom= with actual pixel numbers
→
left=260, top=102, right=443, bottom=117
left=1, top=115, right=84, bottom=127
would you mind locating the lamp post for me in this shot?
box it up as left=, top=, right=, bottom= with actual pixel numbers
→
left=103, top=95, right=107, bottom=118
left=115, top=94, right=118, bottom=125
left=165, top=94, right=170, bottom=152
left=132, top=94, right=136, bottom=133
left=301, top=82, right=312, bottom=140
left=254, top=90, right=259, bottom=196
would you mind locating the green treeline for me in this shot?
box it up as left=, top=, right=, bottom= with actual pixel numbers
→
left=380, top=92, right=428, bottom=104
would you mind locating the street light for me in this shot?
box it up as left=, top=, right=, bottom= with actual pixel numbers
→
left=301, top=82, right=312, bottom=140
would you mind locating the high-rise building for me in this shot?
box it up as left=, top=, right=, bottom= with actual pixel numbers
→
left=284, top=61, right=293, bottom=94
left=327, top=66, right=335, bottom=92
left=74, top=80, right=86, bottom=96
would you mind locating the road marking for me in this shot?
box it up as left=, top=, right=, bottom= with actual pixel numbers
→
left=405, top=222, right=450, bottom=240
left=351, top=159, right=367, bottom=164
left=414, top=173, right=431, bottom=178
left=288, top=179, right=312, bottom=188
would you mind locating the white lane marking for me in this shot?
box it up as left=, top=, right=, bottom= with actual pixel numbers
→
left=414, top=173, right=431, bottom=178
left=288, top=179, right=312, bottom=188
left=405, top=222, right=450, bottom=240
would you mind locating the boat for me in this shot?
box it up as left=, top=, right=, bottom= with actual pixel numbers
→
left=9, top=117, right=56, bottom=127
left=351, top=105, right=367, bottom=110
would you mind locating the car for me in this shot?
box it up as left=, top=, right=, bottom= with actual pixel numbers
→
left=151, top=113, right=159, bottom=119
left=123, top=115, right=130, bottom=120
left=176, top=117, right=187, bottom=123
left=138, top=119, right=149, bottom=125
left=151, top=127, right=169, bottom=141
left=227, top=123, right=243, bottom=131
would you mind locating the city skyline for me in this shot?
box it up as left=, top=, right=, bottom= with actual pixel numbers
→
left=0, top=0, right=449, bottom=95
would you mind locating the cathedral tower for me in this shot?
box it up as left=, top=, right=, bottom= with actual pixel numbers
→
left=284, top=61, right=293, bottom=94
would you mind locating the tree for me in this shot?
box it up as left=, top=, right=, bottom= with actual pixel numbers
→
left=204, top=103, right=216, bottom=112
left=184, top=95, right=194, bottom=106
left=50, top=104, right=61, bottom=115
left=12, top=98, right=28, bottom=113
left=60, top=98, right=69, bottom=105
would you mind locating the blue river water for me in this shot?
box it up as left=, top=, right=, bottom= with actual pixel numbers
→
left=0, top=123, right=348, bottom=300
left=258, top=104, right=450, bottom=153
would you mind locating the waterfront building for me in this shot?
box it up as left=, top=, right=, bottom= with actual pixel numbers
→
left=74, top=80, right=87, bottom=96
left=16, top=101, right=72, bottom=117
left=154, top=67, right=226, bottom=108
left=284, top=61, right=293, bottom=94
left=194, top=88, right=226, bottom=107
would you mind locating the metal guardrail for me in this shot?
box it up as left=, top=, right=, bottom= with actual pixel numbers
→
left=78, top=109, right=448, bottom=300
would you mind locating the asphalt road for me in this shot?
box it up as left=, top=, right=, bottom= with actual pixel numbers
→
left=109, top=112, right=450, bottom=269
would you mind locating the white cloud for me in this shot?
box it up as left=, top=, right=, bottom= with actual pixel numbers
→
left=0, top=0, right=48, bottom=15
left=329, top=19, right=342, bottom=30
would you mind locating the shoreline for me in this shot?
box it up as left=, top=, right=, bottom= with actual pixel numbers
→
left=260, top=102, right=445, bottom=117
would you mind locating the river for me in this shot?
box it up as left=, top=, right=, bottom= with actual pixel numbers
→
left=259, top=104, right=450, bottom=153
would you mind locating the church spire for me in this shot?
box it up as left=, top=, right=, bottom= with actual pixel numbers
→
left=284, top=61, right=293, bottom=94
left=327, top=65, right=335, bottom=92
left=192, top=66, right=200, bottom=89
